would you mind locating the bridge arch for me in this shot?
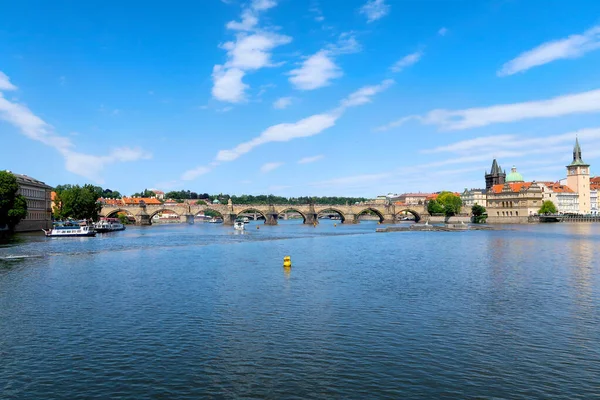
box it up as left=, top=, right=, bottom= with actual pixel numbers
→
left=277, top=208, right=308, bottom=223
left=148, top=208, right=182, bottom=223
left=357, top=207, right=385, bottom=223
left=316, top=207, right=346, bottom=223
left=236, top=208, right=268, bottom=222
left=395, top=209, right=421, bottom=223
left=104, top=208, right=137, bottom=224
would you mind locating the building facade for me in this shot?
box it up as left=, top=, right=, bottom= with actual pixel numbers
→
left=565, top=138, right=591, bottom=214
left=460, top=188, right=487, bottom=208
left=13, top=173, right=53, bottom=232
left=486, top=181, right=543, bottom=223
left=396, top=193, right=431, bottom=206
left=539, top=182, right=578, bottom=214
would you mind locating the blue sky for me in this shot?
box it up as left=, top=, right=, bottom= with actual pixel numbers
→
left=2, top=0, right=600, bottom=197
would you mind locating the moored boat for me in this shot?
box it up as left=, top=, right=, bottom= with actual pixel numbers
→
left=208, top=217, right=223, bottom=223
left=43, top=222, right=96, bottom=237
left=94, top=217, right=126, bottom=233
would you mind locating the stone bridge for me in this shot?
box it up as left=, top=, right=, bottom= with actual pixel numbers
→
left=99, top=202, right=431, bottom=225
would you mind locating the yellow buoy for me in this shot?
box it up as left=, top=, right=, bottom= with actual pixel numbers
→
left=334, top=223, right=337, bottom=227
left=283, top=256, right=292, bottom=268
left=257, top=226, right=260, bottom=229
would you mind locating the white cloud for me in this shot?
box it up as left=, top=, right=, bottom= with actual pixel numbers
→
left=340, top=79, right=394, bottom=107
left=498, top=25, right=600, bottom=76
left=260, top=162, right=283, bottom=173
left=377, top=88, right=600, bottom=131
left=251, top=0, right=277, bottom=11
left=226, top=9, right=259, bottom=31
left=211, top=66, right=248, bottom=103
left=359, top=0, right=390, bottom=23
left=273, top=96, right=292, bottom=109
left=298, top=155, right=324, bottom=164
left=0, top=71, right=17, bottom=91
left=222, top=32, right=292, bottom=70
left=390, top=51, right=423, bottom=73
left=0, top=73, right=151, bottom=183
left=438, top=27, right=448, bottom=36
left=215, top=78, right=393, bottom=162
left=216, top=112, right=338, bottom=161
left=181, top=166, right=212, bottom=181
left=214, top=1, right=289, bottom=103
left=421, top=127, right=600, bottom=156
left=289, top=50, right=342, bottom=90
left=327, top=32, right=362, bottom=55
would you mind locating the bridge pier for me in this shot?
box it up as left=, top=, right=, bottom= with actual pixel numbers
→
left=304, top=213, right=318, bottom=225
left=265, top=213, right=278, bottom=225
left=342, top=213, right=358, bottom=224
left=137, top=211, right=151, bottom=226
left=222, top=213, right=237, bottom=225
left=382, top=214, right=396, bottom=224
left=180, top=214, right=194, bottom=224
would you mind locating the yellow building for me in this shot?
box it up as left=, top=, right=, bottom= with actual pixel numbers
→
left=486, top=166, right=544, bottom=223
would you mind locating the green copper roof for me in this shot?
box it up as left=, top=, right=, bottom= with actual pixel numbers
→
left=505, top=166, right=524, bottom=182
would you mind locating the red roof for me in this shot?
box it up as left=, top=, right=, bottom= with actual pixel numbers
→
left=121, top=197, right=162, bottom=205
left=543, top=183, right=574, bottom=193
left=490, top=182, right=533, bottom=194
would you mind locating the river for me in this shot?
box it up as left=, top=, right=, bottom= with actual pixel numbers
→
left=1, top=221, right=599, bottom=399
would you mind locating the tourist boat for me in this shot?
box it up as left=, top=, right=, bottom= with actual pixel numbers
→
left=234, top=221, right=245, bottom=231
left=43, top=222, right=96, bottom=237
left=94, top=217, right=126, bottom=233
left=241, top=217, right=249, bottom=223
left=208, top=217, right=223, bottom=223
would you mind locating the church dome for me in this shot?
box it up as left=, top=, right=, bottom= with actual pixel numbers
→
left=506, top=165, right=524, bottom=182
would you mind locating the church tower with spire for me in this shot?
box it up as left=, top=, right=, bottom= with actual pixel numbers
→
left=485, top=159, right=506, bottom=190
left=566, top=138, right=591, bottom=214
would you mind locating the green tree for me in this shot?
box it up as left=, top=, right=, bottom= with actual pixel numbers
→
left=132, top=189, right=156, bottom=198
left=427, top=199, right=445, bottom=215
left=53, top=184, right=102, bottom=221
left=0, top=171, right=28, bottom=230
left=437, top=191, right=463, bottom=216
left=471, top=204, right=487, bottom=223
left=538, top=200, right=557, bottom=215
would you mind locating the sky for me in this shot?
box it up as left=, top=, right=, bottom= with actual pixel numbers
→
left=2, top=0, right=600, bottom=197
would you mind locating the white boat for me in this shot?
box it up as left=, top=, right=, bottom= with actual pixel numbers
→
left=94, top=217, right=126, bottom=233
left=241, top=217, right=249, bottom=223
left=43, top=222, right=96, bottom=237
left=208, top=217, right=223, bottom=223
left=234, top=221, right=245, bottom=230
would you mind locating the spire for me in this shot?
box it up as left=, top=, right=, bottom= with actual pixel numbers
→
left=490, top=159, right=500, bottom=174
left=568, top=137, right=589, bottom=166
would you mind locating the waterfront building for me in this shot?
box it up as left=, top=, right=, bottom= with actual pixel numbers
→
left=11, top=172, right=53, bottom=232
left=539, top=182, right=578, bottom=214
left=153, top=190, right=165, bottom=200
left=396, top=193, right=431, bottom=206
left=591, top=190, right=598, bottom=215
left=486, top=165, right=544, bottom=223
left=565, top=138, right=591, bottom=214
left=460, top=188, right=487, bottom=208
left=485, top=159, right=506, bottom=190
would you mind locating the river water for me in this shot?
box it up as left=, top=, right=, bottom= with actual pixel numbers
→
left=1, top=220, right=599, bottom=399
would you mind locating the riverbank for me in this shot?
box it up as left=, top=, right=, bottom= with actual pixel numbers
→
left=376, top=223, right=497, bottom=233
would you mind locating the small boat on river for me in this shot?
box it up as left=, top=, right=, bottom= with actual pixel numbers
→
left=208, top=217, right=223, bottom=223
left=234, top=220, right=245, bottom=231
left=43, top=222, right=96, bottom=237
left=94, top=217, right=126, bottom=233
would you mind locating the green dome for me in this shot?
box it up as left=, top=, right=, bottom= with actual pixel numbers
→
left=506, top=166, right=524, bottom=182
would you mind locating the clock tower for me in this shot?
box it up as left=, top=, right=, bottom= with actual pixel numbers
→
left=566, top=138, right=590, bottom=214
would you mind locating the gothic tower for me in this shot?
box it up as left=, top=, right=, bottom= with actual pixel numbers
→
left=485, top=159, right=506, bottom=190
left=566, top=138, right=591, bottom=214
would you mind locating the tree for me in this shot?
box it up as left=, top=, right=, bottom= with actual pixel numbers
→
left=102, top=189, right=122, bottom=199
left=539, top=200, right=557, bottom=215
left=0, top=171, right=28, bottom=230
left=427, top=199, right=445, bottom=215
left=53, top=184, right=102, bottom=221
left=471, top=204, right=487, bottom=224
left=437, top=191, right=463, bottom=217
left=132, top=189, right=155, bottom=198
